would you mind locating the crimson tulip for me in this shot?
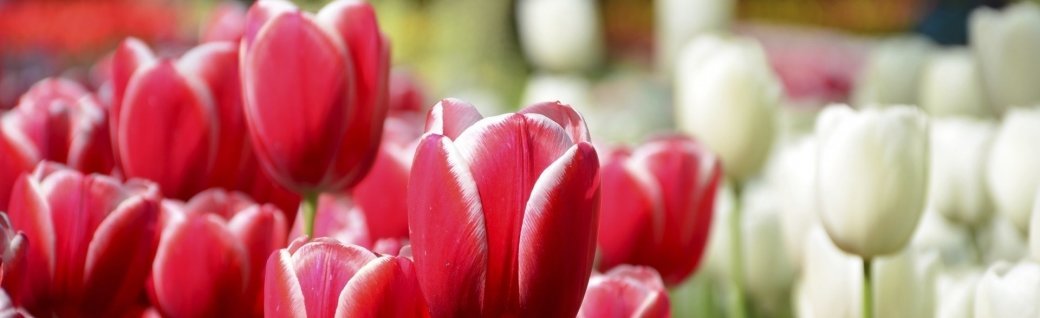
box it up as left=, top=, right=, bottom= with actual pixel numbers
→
left=2, top=162, right=161, bottom=316
left=0, top=288, right=30, bottom=317
left=151, top=189, right=286, bottom=317
left=408, top=99, right=600, bottom=317
left=577, top=266, right=671, bottom=318
left=597, top=135, right=721, bottom=286
left=265, top=238, right=428, bottom=317
left=13, top=78, right=114, bottom=175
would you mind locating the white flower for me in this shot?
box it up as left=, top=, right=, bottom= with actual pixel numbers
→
left=769, top=137, right=820, bottom=269
left=919, top=48, right=991, bottom=118
left=970, top=1, right=1040, bottom=113
left=800, top=226, right=862, bottom=318
left=655, top=0, right=734, bottom=74
left=1029, top=187, right=1040, bottom=261
left=986, top=107, right=1040, bottom=233
left=978, top=213, right=1028, bottom=264
left=675, top=34, right=781, bottom=181
left=934, top=268, right=983, bottom=318
left=852, top=36, right=933, bottom=107
left=516, top=0, right=602, bottom=72
left=874, top=251, right=940, bottom=318
left=929, top=118, right=996, bottom=226
left=974, top=261, right=1040, bottom=318
left=740, top=181, right=796, bottom=302
left=910, top=209, right=978, bottom=267
left=815, top=104, right=930, bottom=258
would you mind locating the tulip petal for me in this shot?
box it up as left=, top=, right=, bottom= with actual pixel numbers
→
left=0, top=115, right=39, bottom=209
left=291, top=241, right=377, bottom=318
left=4, top=174, right=53, bottom=308
left=65, top=97, right=115, bottom=174
left=243, top=0, right=297, bottom=50
left=518, top=142, right=599, bottom=317
left=265, top=249, right=307, bottom=318
left=407, top=134, right=487, bottom=317
left=227, top=204, right=287, bottom=316
left=334, top=256, right=427, bottom=318
left=576, top=266, right=669, bottom=318
left=40, top=170, right=104, bottom=300
left=425, top=98, right=482, bottom=139
left=153, top=213, right=248, bottom=317
left=597, top=149, right=660, bottom=271
left=519, top=101, right=591, bottom=143
left=352, top=137, right=411, bottom=239
left=82, top=193, right=160, bottom=316
left=111, top=37, right=156, bottom=120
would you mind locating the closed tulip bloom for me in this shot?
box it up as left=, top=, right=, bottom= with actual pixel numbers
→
left=408, top=99, right=600, bottom=317
left=240, top=0, right=390, bottom=194
left=516, top=0, right=603, bottom=72
left=351, top=114, right=422, bottom=240
left=596, top=135, right=721, bottom=286
left=971, top=2, right=1040, bottom=113
left=987, top=107, right=1040, bottom=233
left=929, top=118, right=996, bottom=226
left=576, top=266, right=670, bottom=318
left=0, top=112, right=40, bottom=211
left=152, top=189, right=287, bottom=317
left=201, top=2, right=247, bottom=43
left=816, top=104, right=930, bottom=258
left=771, top=138, right=820, bottom=269
left=675, top=34, right=781, bottom=182
left=919, top=49, right=991, bottom=118
left=798, top=227, right=862, bottom=318
left=974, top=261, right=1040, bottom=318
left=265, top=238, right=428, bottom=317
left=934, top=269, right=982, bottom=318
left=851, top=36, right=933, bottom=107
left=3, top=162, right=161, bottom=316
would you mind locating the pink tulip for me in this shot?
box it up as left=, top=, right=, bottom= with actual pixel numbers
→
left=0, top=112, right=40, bottom=211
left=577, top=266, right=671, bottom=318
left=0, top=213, right=27, bottom=288
left=240, top=0, right=390, bottom=194
left=12, top=78, right=114, bottom=175
left=290, top=194, right=373, bottom=248
left=408, top=99, right=601, bottom=317
left=2, top=162, right=161, bottom=316
left=265, top=238, right=428, bottom=317
left=597, top=135, right=721, bottom=286
left=388, top=69, right=426, bottom=114
left=151, top=189, right=286, bottom=317
left=0, top=288, right=31, bottom=317
left=350, top=114, right=422, bottom=240
left=201, top=2, right=247, bottom=43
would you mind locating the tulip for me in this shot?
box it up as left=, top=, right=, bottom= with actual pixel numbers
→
left=349, top=110, right=423, bottom=240
left=974, top=261, right=1040, bottom=318
left=387, top=69, right=427, bottom=115
left=0, top=288, right=30, bottom=317
left=576, top=266, right=670, bottom=318
left=1030, top=187, right=1040, bottom=261
left=970, top=2, right=1040, bottom=113
left=596, top=135, right=721, bottom=286
left=977, top=213, right=1028, bottom=264
left=851, top=36, right=933, bottom=107
left=655, top=0, right=734, bottom=74
left=919, top=49, right=991, bottom=118
left=409, top=99, right=600, bottom=316
left=151, top=189, right=287, bottom=317
left=738, top=182, right=796, bottom=303
left=798, top=227, right=862, bottom=318
left=0, top=213, right=27, bottom=288
left=12, top=78, right=114, bottom=175
left=910, top=209, right=979, bottom=266
left=516, top=0, right=603, bottom=72
left=986, top=107, right=1040, bottom=233
left=934, top=268, right=981, bottom=318
left=873, top=251, right=939, bottom=318
left=771, top=137, right=819, bottom=269
left=2, top=162, right=161, bottom=316
left=201, top=2, right=247, bottom=43
left=0, top=114, right=37, bottom=210
left=929, top=118, right=996, bottom=226
left=815, top=104, right=930, bottom=258
left=289, top=194, right=373, bottom=248
left=675, top=34, right=781, bottom=182
left=264, top=238, right=428, bottom=317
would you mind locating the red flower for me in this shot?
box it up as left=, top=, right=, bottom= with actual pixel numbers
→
left=240, top=0, right=390, bottom=194
left=265, top=238, right=428, bottom=317
left=0, top=213, right=27, bottom=289
left=201, top=2, right=247, bottom=43
left=150, top=189, right=287, bottom=317
left=289, top=194, right=373, bottom=248
left=577, top=266, right=671, bottom=318
left=2, top=162, right=161, bottom=316
left=408, top=99, right=600, bottom=317
left=597, top=135, right=721, bottom=286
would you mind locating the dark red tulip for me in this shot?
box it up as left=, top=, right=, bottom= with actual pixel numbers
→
left=265, top=238, right=428, bottom=317
left=240, top=0, right=390, bottom=194
left=409, top=99, right=600, bottom=317
left=0, top=288, right=31, bottom=317
left=201, top=2, right=247, bottom=43
left=577, top=266, right=671, bottom=318
left=597, top=135, right=721, bottom=286
left=12, top=78, right=114, bottom=175
left=2, top=162, right=161, bottom=316
left=151, top=189, right=286, bottom=317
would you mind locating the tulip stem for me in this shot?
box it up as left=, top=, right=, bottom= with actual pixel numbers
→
left=301, top=192, right=318, bottom=238
left=862, top=258, right=873, bottom=318
left=727, top=182, right=746, bottom=318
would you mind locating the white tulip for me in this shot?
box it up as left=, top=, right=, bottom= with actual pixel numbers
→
left=934, top=268, right=983, bottom=318
left=986, top=107, right=1040, bottom=233
left=815, top=104, right=930, bottom=258
left=739, top=181, right=795, bottom=301
left=929, top=118, right=996, bottom=226
left=974, top=261, right=1040, bottom=318
left=800, top=226, right=863, bottom=318
left=852, top=36, right=933, bottom=107
left=874, top=251, right=940, bottom=318
left=1029, top=187, right=1040, bottom=261
left=703, top=180, right=734, bottom=279
left=655, top=0, right=734, bottom=74
left=769, top=137, right=819, bottom=269
left=970, top=2, right=1040, bottom=113
left=675, top=35, right=781, bottom=181
left=919, top=48, right=991, bottom=118
left=978, top=213, right=1028, bottom=264
left=910, top=209, right=978, bottom=267
left=516, top=0, right=602, bottom=72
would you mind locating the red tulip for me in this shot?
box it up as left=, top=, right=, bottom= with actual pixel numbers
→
left=265, top=238, right=428, bottom=317
left=2, top=162, right=161, bottom=316
left=151, top=189, right=286, bottom=317
left=240, top=0, right=390, bottom=194
left=12, top=78, right=114, bottom=175
left=577, top=266, right=671, bottom=318
left=201, top=2, right=247, bottom=43
left=0, top=288, right=31, bottom=317
left=350, top=114, right=422, bottom=240
left=388, top=69, right=426, bottom=114
left=0, top=112, right=40, bottom=210
left=290, top=194, right=373, bottom=248
left=0, top=213, right=27, bottom=288
left=408, top=99, right=600, bottom=317
left=597, top=135, right=721, bottom=286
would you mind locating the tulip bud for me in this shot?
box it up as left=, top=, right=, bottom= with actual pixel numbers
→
left=739, top=182, right=796, bottom=302
left=851, top=36, right=933, bottom=107
left=986, top=107, right=1040, bottom=233
left=240, top=0, right=390, bottom=193
left=771, top=137, right=819, bottom=269
left=350, top=115, right=421, bottom=240
left=576, top=266, right=670, bottom=318
left=409, top=99, right=600, bottom=316
left=516, top=0, right=603, bottom=72
left=655, top=0, right=734, bottom=74
left=798, top=227, right=862, bottom=318
left=974, top=261, right=1040, bottom=318
left=934, top=268, right=982, bottom=318
left=971, top=2, right=1040, bottom=113
left=675, top=34, right=781, bottom=182
left=929, top=118, right=996, bottom=226
left=14, top=78, right=114, bottom=174
left=815, top=104, right=930, bottom=258
left=919, top=49, right=991, bottom=118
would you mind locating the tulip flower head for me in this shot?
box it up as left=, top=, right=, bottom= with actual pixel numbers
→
left=577, top=266, right=671, bottom=318
left=971, top=1, right=1040, bottom=113
left=408, top=99, right=600, bottom=317
left=12, top=78, right=114, bottom=175
left=928, top=118, right=996, bottom=226
left=986, top=107, right=1040, bottom=233
left=974, top=261, right=1040, bottom=318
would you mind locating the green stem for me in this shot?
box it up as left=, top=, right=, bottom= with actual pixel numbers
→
left=728, top=182, right=746, bottom=318
left=301, top=192, right=319, bottom=238
left=862, top=258, right=873, bottom=318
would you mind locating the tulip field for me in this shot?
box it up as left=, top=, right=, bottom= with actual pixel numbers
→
left=1, top=0, right=1040, bottom=317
